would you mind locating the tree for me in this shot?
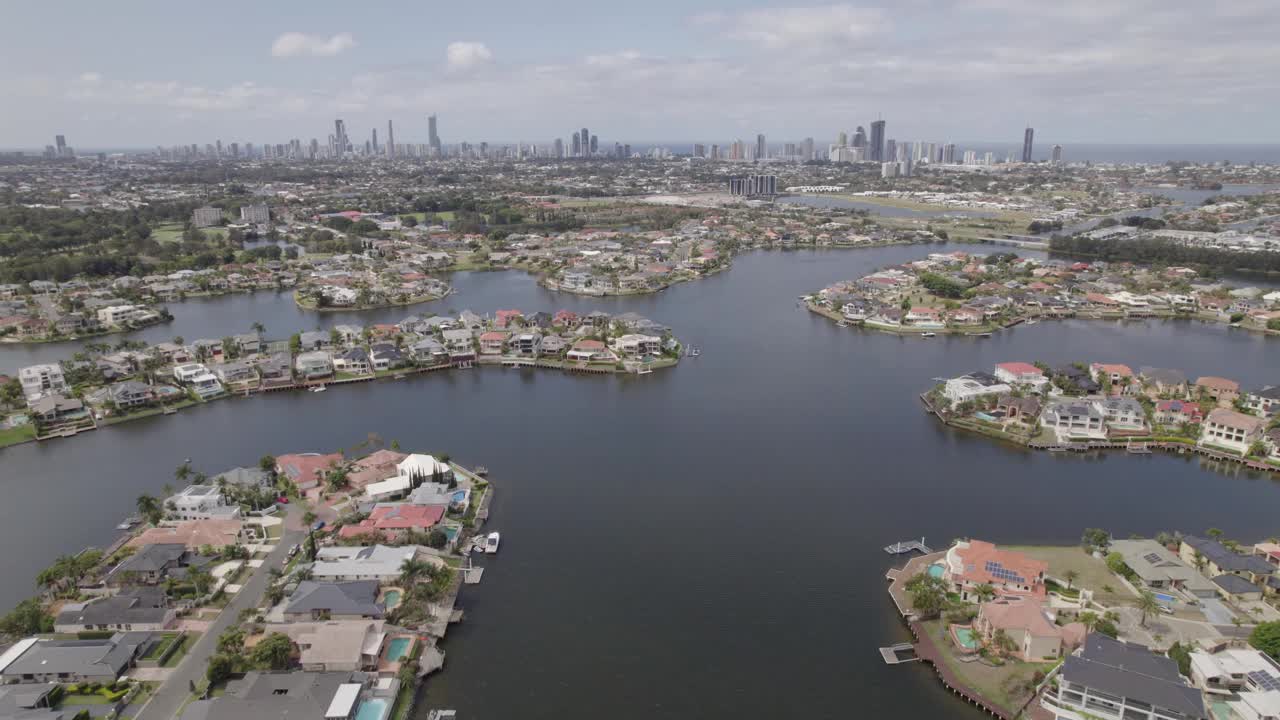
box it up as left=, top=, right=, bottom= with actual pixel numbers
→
left=399, top=557, right=432, bottom=587
left=216, top=628, right=245, bottom=656
left=136, top=494, right=163, bottom=525
left=1081, top=528, right=1110, bottom=551
left=259, top=455, right=276, bottom=474
left=1207, top=528, right=1224, bottom=539
left=250, top=632, right=294, bottom=670
left=1135, top=590, right=1161, bottom=627
left=175, top=463, right=191, bottom=483
left=206, top=654, right=235, bottom=685
left=302, top=510, right=317, bottom=526
left=1063, top=569, right=1079, bottom=590
left=427, top=529, right=449, bottom=550
left=992, top=628, right=1017, bottom=655
left=0, top=598, right=53, bottom=640
left=973, top=583, right=996, bottom=604
left=904, top=572, right=948, bottom=619
left=1167, top=642, right=1192, bottom=676
left=1250, top=621, right=1280, bottom=659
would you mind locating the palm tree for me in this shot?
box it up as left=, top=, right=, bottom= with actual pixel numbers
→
left=1136, top=590, right=1161, bottom=627
left=974, top=583, right=996, bottom=604
left=992, top=628, right=1017, bottom=656
left=1192, top=550, right=1206, bottom=573
left=1078, top=611, right=1099, bottom=632
left=399, top=558, right=431, bottom=588
left=1063, top=569, right=1080, bottom=590
left=251, top=322, right=265, bottom=335
left=175, top=463, right=191, bottom=483
left=136, top=494, right=162, bottom=525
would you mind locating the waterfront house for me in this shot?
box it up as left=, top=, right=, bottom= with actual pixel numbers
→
left=1089, top=363, right=1134, bottom=389
left=409, top=338, right=449, bottom=364
left=213, top=360, right=257, bottom=385
left=310, top=545, right=437, bottom=583
left=1095, top=397, right=1147, bottom=432
left=613, top=334, right=662, bottom=355
left=1154, top=400, right=1203, bottom=427
left=257, top=353, right=293, bottom=385
left=165, top=485, right=241, bottom=521
left=18, top=364, right=68, bottom=402
left=336, top=503, right=446, bottom=541
left=54, top=588, right=175, bottom=633
left=1107, top=539, right=1218, bottom=599
left=1139, top=367, right=1189, bottom=397
left=1198, top=408, right=1264, bottom=455
left=1243, top=386, right=1280, bottom=417
left=347, top=449, right=408, bottom=492
left=295, top=351, right=334, bottom=380
left=1196, top=376, right=1241, bottom=405
left=284, top=580, right=385, bottom=621
left=973, top=600, right=1084, bottom=662
left=441, top=328, right=474, bottom=351
left=567, top=339, right=611, bottom=362
left=1179, top=536, right=1276, bottom=586
left=334, top=347, right=372, bottom=375
left=187, top=371, right=225, bottom=399
left=298, top=330, right=331, bottom=351
left=994, top=362, right=1047, bottom=389
left=996, top=395, right=1041, bottom=425
left=478, top=331, right=508, bottom=354
left=127, top=520, right=246, bottom=550
left=263, top=621, right=385, bottom=672
left=1040, top=400, right=1104, bottom=440
left=942, top=372, right=1011, bottom=407
left=276, top=452, right=343, bottom=496
left=1041, top=634, right=1206, bottom=720
left=95, top=380, right=156, bottom=410
left=107, top=543, right=198, bottom=586
left=0, top=633, right=149, bottom=684
left=180, top=671, right=377, bottom=720
left=212, top=466, right=273, bottom=489
left=942, top=539, right=1047, bottom=601
left=369, top=343, right=405, bottom=370
left=538, top=335, right=568, bottom=356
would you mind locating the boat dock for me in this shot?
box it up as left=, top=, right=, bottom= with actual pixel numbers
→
left=879, top=643, right=920, bottom=664
left=885, top=537, right=932, bottom=555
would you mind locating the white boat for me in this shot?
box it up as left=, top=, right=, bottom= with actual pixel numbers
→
left=920, top=332, right=936, bottom=338
left=309, top=386, right=326, bottom=393
left=1025, top=319, right=1039, bottom=325
left=484, top=532, right=501, bottom=554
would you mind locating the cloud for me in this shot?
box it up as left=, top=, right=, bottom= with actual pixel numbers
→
left=271, top=32, right=356, bottom=58
left=446, top=41, right=493, bottom=71
left=707, top=4, right=891, bottom=50
left=78, top=72, right=102, bottom=84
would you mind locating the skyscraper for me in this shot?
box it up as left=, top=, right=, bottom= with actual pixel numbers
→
left=852, top=126, right=866, bottom=148
left=1051, top=144, right=1063, bottom=164
left=571, top=133, right=581, bottom=156
left=943, top=143, right=956, bottom=164
left=755, top=134, right=766, bottom=161
left=428, top=115, right=440, bottom=153
left=885, top=139, right=896, bottom=164
left=333, top=119, right=349, bottom=156
left=837, top=131, right=848, bottom=147
left=386, top=121, right=395, bottom=159
left=580, top=128, right=589, bottom=156
left=869, top=120, right=886, bottom=162
left=553, top=137, right=564, bottom=158
left=1021, top=127, right=1035, bottom=163
left=371, top=128, right=378, bottom=154
left=802, top=137, right=814, bottom=161
left=590, top=134, right=597, bottom=155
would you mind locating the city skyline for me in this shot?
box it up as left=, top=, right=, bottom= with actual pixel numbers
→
left=2, top=0, right=1277, bottom=147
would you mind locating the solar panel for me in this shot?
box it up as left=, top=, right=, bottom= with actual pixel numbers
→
left=1248, top=671, right=1280, bottom=692
left=1143, top=553, right=1163, bottom=564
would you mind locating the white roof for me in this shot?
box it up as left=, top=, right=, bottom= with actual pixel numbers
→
left=1234, top=691, right=1280, bottom=718
left=325, top=683, right=362, bottom=718
left=365, top=475, right=411, bottom=498
left=397, top=454, right=448, bottom=478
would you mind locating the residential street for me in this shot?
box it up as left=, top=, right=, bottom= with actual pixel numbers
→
left=131, top=523, right=304, bottom=720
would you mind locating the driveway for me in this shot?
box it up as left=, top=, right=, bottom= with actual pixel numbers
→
left=131, top=519, right=304, bottom=720
left=1200, top=598, right=1236, bottom=626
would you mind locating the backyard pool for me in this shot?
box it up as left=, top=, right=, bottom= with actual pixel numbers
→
left=385, top=637, right=414, bottom=661
left=928, top=563, right=945, bottom=579
left=951, top=625, right=979, bottom=650
left=382, top=590, right=401, bottom=609
left=1153, top=592, right=1177, bottom=604
left=354, top=698, right=389, bottom=720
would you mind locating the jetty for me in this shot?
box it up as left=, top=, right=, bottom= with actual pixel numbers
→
left=879, top=642, right=920, bottom=664
left=885, top=537, right=932, bottom=555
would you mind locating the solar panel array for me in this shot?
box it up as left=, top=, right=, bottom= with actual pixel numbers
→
left=1248, top=671, right=1280, bottom=692
left=984, top=560, right=1027, bottom=584
left=1143, top=552, right=1163, bottom=564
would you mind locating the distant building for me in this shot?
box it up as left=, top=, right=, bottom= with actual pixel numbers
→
left=755, top=133, right=766, bottom=160
left=191, top=206, right=223, bottom=228
left=1051, top=144, right=1064, bottom=164
left=728, top=175, right=777, bottom=197
left=239, top=204, right=270, bottom=224
left=1022, top=127, right=1035, bottom=163
left=868, top=120, right=885, bottom=162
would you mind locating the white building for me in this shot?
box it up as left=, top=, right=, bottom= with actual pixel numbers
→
left=942, top=372, right=1011, bottom=406
left=1199, top=408, right=1265, bottom=455
left=310, top=545, right=436, bottom=583
left=239, top=204, right=270, bottom=224
left=165, top=484, right=241, bottom=521
left=19, top=364, right=68, bottom=401
left=188, top=371, right=224, bottom=399
left=172, top=363, right=210, bottom=383
left=96, top=304, right=149, bottom=326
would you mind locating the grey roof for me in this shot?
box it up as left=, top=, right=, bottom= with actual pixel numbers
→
left=113, top=543, right=187, bottom=575
left=1108, top=540, right=1216, bottom=594
left=213, top=467, right=272, bottom=488
left=56, top=589, right=169, bottom=627
left=1062, top=634, right=1204, bottom=718
left=1183, top=536, right=1275, bottom=574
left=181, top=671, right=354, bottom=720
left=1249, top=385, right=1280, bottom=400
left=0, top=633, right=148, bottom=680
left=1213, top=573, right=1262, bottom=595
left=1139, top=367, right=1187, bottom=386
left=0, top=684, right=60, bottom=720
left=284, top=581, right=384, bottom=618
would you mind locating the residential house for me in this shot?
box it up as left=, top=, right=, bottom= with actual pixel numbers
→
left=1180, top=536, right=1276, bottom=588
left=213, top=360, right=257, bottom=385
left=1139, top=367, right=1189, bottom=397
left=1198, top=408, right=1265, bottom=455
left=0, top=633, right=150, bottom=684
left=283, top=581, right=384, bottom=621
left=369, top=343, right=404, bottom=370
left=1042, top=634, right=1206, bottom=720
left=942, top=539, right=1047, bottom=601
left=18, top=364, right=67, bottom=402
left=1196, top=376, right=1241, bottom=404
left=1108, top=539, right=1218, bottom=599
left=295, top=351, right=334, bottom=380
left=347, top=449, right=408, bottom=492
left=181, top=671, right=374, bottom=720
left=264, top=621, right=384, bottom=673
left=298, top=330, right=331, bottom=351
left=1189, top=647, right=1280, bottom=720
left=276, top=452, right=343, bottom=496
left=336, top=504, right=446, bottom=541
left=1089, top=363, right=1134, bottom=387
left=1243, top=386, right=1280, bottom=417
left=1154, top=400, right=1203, bottom=427
left=334, top=347, right=372, bottom=375
left=996, top=395, right=1041, bottom=425
left=993, top=362, right=1048, bottom=389
left=54, top=588, right=175, bottom=633
left=974, top=600, right=1084, bottom=662
left=165, top=485, right=241, bottom=521
left=1041, top=400, right=1106, bottom=440
left=511, top=333, right=542, bottom=357
left=943, top=372, right=1012, bottom=407
left=1096, top=397, right=1147, bottom=432
left=612, top=334, right=662, bottom=355
left=566, top=339, right=611, bottom=362
left=127, top=520, right=245, bottom=551
left=107, top=543, right=195, bottom=586
left=478, top=331, right=507, bottom=354
left=310, top=545, right=437, bottom=583
left=212, top=466, right=273, bottom=489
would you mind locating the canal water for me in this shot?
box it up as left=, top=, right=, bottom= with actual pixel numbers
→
left=2, top=246, right=1279, bottom=720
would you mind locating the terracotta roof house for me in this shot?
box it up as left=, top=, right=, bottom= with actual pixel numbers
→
left=1195, top=376, right=1240, bottom=403
left=975, top=600, right=1085, bottom=662
left=336, top=504, right=446, bottom=541
left=347, top=450, right=408, bottom=491
left=276, top=452, right=344, bottom=496
left=1198, top=408, right=1265, bottom=455
left=127, top=520, right=244, bottom=550
left=944, top=539, right=1048, bottom=602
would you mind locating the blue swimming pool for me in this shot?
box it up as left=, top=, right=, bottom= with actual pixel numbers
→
left=1153, top=592, right=1177, bottom=604
left=928, top=563, right=945, bottom=579
left=385, top=637, right=414, bottom=661
left=354, top=698, right=389, bottom=720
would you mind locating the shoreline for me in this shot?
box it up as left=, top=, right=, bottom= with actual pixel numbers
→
left=292, top=287, right=454, bottom=312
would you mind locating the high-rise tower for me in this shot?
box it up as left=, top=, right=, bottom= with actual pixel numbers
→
left=1021, top=127, right=1035, bottom=163
left=869, top=120, right=886, bottom=162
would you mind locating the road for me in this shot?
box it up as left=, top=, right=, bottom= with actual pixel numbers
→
left=132, top=523, right=304, bottom=720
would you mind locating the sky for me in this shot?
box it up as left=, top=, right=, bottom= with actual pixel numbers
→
left=3, top=0, right=1278, bottom=149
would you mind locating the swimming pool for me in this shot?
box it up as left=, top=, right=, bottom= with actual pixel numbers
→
left=952, top=626, right=978, bottom=650
left=928, top=563, right=945, bottom=579
left=1153, top=592, right=1177, bottom=604
left=385, top=637, right=413, bottom=661
left=383, top=590, right=401, bottom=609
left=354, top=698, right=389, bottom=720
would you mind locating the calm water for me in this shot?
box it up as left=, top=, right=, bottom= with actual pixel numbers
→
left=2, top=248, right=1279, bottom=720
left=778, top=194, right=998, bottom=219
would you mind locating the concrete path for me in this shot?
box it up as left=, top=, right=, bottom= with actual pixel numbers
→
left=132, top=519, right=304, bottom=720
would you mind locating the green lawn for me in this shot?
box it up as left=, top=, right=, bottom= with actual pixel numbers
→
left=153, top=223, right=226, bottom=244
left=141, top=633, right=180, bottom=660
left=920, top=619, right=1054, bottom=715
left=1004, top=545, right=1134, bottom=606
left=0, top=422, right=36, bottom=448
left=161, top=633, right=198, bottom=667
